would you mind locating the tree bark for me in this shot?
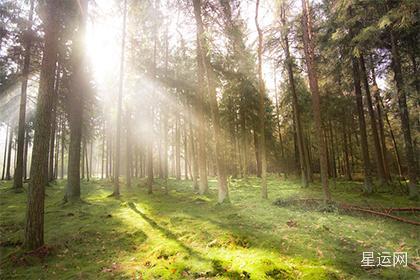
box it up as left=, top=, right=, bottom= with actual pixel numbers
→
left=351, top=56, right=373, bottom=193
left=192, top=0, right=208, bottom=195
left=126, top=112, right=132, bottom=188
left=280, top=4, right=308, bottom=187
left=359, top=55, right=387, bottom=185
left=255, top=0, right=267, bottom=199
left=64, top=0, right=87, bottom=202
left=389, top=30, right=418, bottom=199
left=300, top=0, right=331, bottom=202
left=113, top=0, right=127, bottom=196
left=5, top=127, right=13, bottom=180
left=24, top=0, right=59, bottom=250
left=2, top=124, right=9, bottom=180
left=13, top=0, right=34, bottom=191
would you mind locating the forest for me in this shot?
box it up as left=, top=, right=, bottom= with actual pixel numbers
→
left=0, top=0, right=419, bottom=279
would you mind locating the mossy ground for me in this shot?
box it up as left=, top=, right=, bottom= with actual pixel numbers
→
left=0, top=176, right=418, bottom=279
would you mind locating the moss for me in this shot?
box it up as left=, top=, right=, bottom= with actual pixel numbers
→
left=0, top=177, right=418, bottom=279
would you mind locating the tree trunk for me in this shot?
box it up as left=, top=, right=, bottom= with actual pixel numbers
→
left=5, top=127, right=13, bottom=180
left=280, top=4, right=308, bottom=187
left=300, top=0, right=331, bottom=202
left=126, top=113, right=132, bottom=188
left=371, top=73, right=391, bottom=181
left=351, top=56, right=373, bottom=193
left=101, top=125, right=105, bottom=179
left=13, top=0, right=34, bottom=191
left=24, top=0, right=59, bottom=250
left=359, top=55, right=387, bottom=185
left=192, top=0, right=208, bottom=195
left=48, top=64, right=60, bottom=183
left=2, top=124, right=9, bottom=180
left=175, top=108, right=181, bottom=180
left=85, top=141, right=89, bottom=181
left=65, top=0, right=87, bottom=202
left=343, top=118, right=352, bottom=180
left=389, top=30, right=418, bottom=199
left=189, top=105, right=199, bottom=190
left=23, top=127, right=29, bottom=180
left=60, top=118, right=65, bottom=179
left=255, top=0, right=268, bottom=199
left=113, top=0, right=127, bottom=196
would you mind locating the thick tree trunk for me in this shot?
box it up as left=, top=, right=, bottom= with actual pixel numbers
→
left=389, top=31, right=418, bottom=199
left=13, top=0, right=34, bottom=191
left=351, top=56, right=373, bottom=193
left=24, top=0, right=59, bottom=250
left=65, top=0, right=87, bottom=202
left=300, top=0, right=331, bottom=202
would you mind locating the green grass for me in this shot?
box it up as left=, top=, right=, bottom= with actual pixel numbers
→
left=0, top=176, right=418, bottom=279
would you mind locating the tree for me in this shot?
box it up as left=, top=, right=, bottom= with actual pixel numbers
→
left=24, top=0, right=60, bottom=250
left=13, top=0, right=34, bottom=192
left=64, top=0, right=88, bottom=202
left=280, top=1, right=308, bottom=188
left=255, top=0, right=268, bottom=199
left=112, top=0, right=127, bottom=197
left=300, top=0, right=331, bottom=202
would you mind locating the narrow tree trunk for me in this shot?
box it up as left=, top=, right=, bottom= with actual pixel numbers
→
left=5, top=127, right=13, bottom=180
left=13, top=0, right=34, bottom=191
left=343, top=118, right=352, bottom=180
left=175, top=109, right=181, bottom=180
left=85, top=141, right=89, bottom=181
left=192, top=0, right=208, bottom=195
left=189, top=105, right=199, bottom=190
left=359, top=55, right=387, bottom=185
left=184, top=127, right=189, bottom=180
left=351, top=56, right=373, bottom=193
left=112, top=0, right=127, bottom=196
left=371, top=66, right=391, bottom=181
left=389, top=30, right=418, bottom=198
left=101, top=125, right=105, bottom=179
left=60, top=118, right=65, bottom=179
left=300, top=0, right=331, bottom=202
left=126, top=113, right=132, bottom=188
left=23, top=127, right=29, bottom=180
left=255, top=0, right=267, bottom=199
left=48, top=64, right=60, bottom=183
left=24, top=0, right=59, bottom=250
left=280, top=4, right=308, bottom=187
left=2, top=125, right=9, bottom=180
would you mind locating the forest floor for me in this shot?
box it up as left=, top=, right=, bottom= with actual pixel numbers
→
left=0, top=176, right=419, bottom=279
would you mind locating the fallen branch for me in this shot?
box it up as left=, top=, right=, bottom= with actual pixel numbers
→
left=340, top=205, right=420, bottom=226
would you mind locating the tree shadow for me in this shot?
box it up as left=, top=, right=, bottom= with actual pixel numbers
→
left=127, top=201, right=208, bottom=262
